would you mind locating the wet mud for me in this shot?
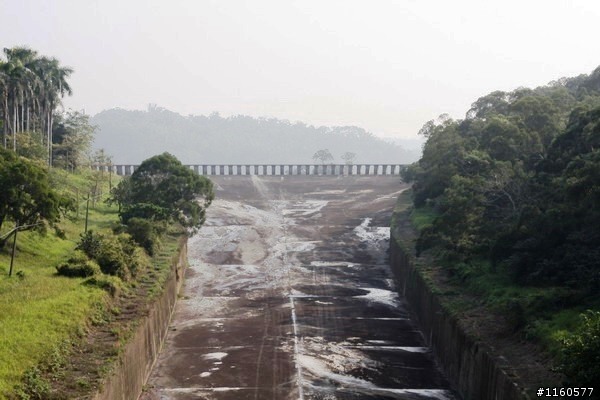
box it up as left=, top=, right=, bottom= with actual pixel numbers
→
left=142, top=176, right=458, bottom=400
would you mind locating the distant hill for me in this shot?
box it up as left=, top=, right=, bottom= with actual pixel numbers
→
left=91, top=107, right=419, bottom=164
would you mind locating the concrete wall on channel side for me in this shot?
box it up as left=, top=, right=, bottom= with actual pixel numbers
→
left=389, top=238, right=530, bottom=400
left=91, top=241, right=187, bottom=400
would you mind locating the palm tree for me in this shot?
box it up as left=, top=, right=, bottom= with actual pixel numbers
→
left=1, top=47, right=41, bottom=151
left=0, top=62, right=8, bottom=148
left=0, top=47, right=73, bottom=164
left=34, top=56, right=73, bottom=165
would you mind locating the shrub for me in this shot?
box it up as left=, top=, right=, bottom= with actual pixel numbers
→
left=125, top=217, right=165, bottom=256
left=117, top=233, right=149, bottom=277
left=559, top=310, right=600, bottom=387
left=95, top=234, right=149, bottom=281
left=56, top=251, right=100, bottom=278
left=95, top=235, right=129, bottom=280
left=75, top=231, right=103, bottom=259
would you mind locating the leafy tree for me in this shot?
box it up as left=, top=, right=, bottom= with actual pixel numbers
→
left=499, top=105, right=600, bottom=288
left=14, top=130, right=46, bottom=160
left=409, top=117, right=470, bottom=206
left=312, top=149, right=334, bottom=164
left=466, top=91, right=510, bottom=119
left=52, top=110, right=96, bottom=171
left=113, top=152, right=214, bottom=233
left=0, top=148, right=71, bottom=246
left=407, top=65, right=600, bottom=291
left=106, top=178, right=132, bottom=213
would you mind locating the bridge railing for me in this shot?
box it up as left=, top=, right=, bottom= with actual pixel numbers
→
left=93, top=164, right=407, bottom=176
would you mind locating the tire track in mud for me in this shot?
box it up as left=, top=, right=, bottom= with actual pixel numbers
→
left=141, top=176, right=459, bottom=400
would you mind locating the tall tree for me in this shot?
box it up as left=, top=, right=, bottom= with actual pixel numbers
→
left=0, top=47, right=73, bottom=165
left=312, top=149, right=334, bottom=164
left=0, top=148, right=71, bottom=246
left=113, top=153, right=214, bottom=233
left=52, top=110, right=96, bottom=171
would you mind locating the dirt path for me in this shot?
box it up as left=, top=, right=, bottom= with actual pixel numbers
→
left=141, top=176, right=457, bottom=400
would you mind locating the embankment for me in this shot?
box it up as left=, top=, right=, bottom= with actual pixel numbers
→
left=389, top=222, right=530, bottom=399
left=92, top=241, right=188, bottom=400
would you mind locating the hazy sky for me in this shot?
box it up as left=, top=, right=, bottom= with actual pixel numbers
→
left=2, top=0, right=599, bottom=138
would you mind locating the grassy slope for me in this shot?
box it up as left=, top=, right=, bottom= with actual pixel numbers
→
left=0, top=170, right=117, bottom=397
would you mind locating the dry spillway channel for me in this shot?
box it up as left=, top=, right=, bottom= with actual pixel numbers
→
left=142, top=176, right=457, bottom=400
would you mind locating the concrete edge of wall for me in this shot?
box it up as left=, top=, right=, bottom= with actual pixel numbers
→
left=91, top=240, right=188, bottom=400
left=389, top=237, right=531, bottom=400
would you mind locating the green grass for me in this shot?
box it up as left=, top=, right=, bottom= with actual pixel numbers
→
left=145, top=227, right=186, bottom=299
left=0, top=170, right=119, bottom=397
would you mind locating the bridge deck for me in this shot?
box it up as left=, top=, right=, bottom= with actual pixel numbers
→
left=95, top=164, right=407, bottom=176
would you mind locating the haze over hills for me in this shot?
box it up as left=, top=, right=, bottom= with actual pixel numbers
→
left=91, top=107, right=419, bottom=165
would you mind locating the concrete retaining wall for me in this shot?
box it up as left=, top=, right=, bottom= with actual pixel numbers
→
left=389, top=238, right=530, bottom=400
left=92, top=241, right=187, bottom=400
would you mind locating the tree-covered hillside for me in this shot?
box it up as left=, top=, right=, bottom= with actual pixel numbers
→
left=403, top=65, right=600, bottom=387
left=91, top=107, right=418, bottom=164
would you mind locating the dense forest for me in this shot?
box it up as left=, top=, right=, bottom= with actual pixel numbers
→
left=403, top=66, right=600, bottom=386
left=91, top=107, right=419, bottom=164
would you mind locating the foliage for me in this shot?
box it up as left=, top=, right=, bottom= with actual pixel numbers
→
left=105, top=178, right=131, bottom=213
left=94, top=233, right=149, bottom=281
left=0, top=162, right=184, bottom=398
left=14, top=131, right=46, bottom=160
left=124, top=217, right=166, bottom=256
left=312, top=149, right=334, bottom=164
left=558, top=311, right=600, bottom=387
left=406, top=65, right=600, bottom=291
left=75, top=231, right=103, bottom=259
left=111, top=152, right=214, bottom=233
left=0, top=46, right=73, bottom=165
left=55, top=251, right=100, bottom=278
left=404, top=66, right=600, bottom=386
left=0, top=148, right=71, bottom=245
left=51, top=110, right=96, bottom=171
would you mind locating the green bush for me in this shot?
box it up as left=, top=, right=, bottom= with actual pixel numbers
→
left=125, top=217, right=165, bottom=256
left=95, top=234, right=149, bottom=281
left=120, top=203, right=170, bottom=225
left=117, top=234, right=149, bottom=277
left=559, top=310, right=600, bottom=388
left=56, top=251, right=100, bottom=278
left=95, top=235, right=129, bottom=280
left=75, top=231, right=103, bottom=259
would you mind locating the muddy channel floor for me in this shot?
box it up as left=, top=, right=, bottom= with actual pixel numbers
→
left=141, top=176, right=458, bottom=400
